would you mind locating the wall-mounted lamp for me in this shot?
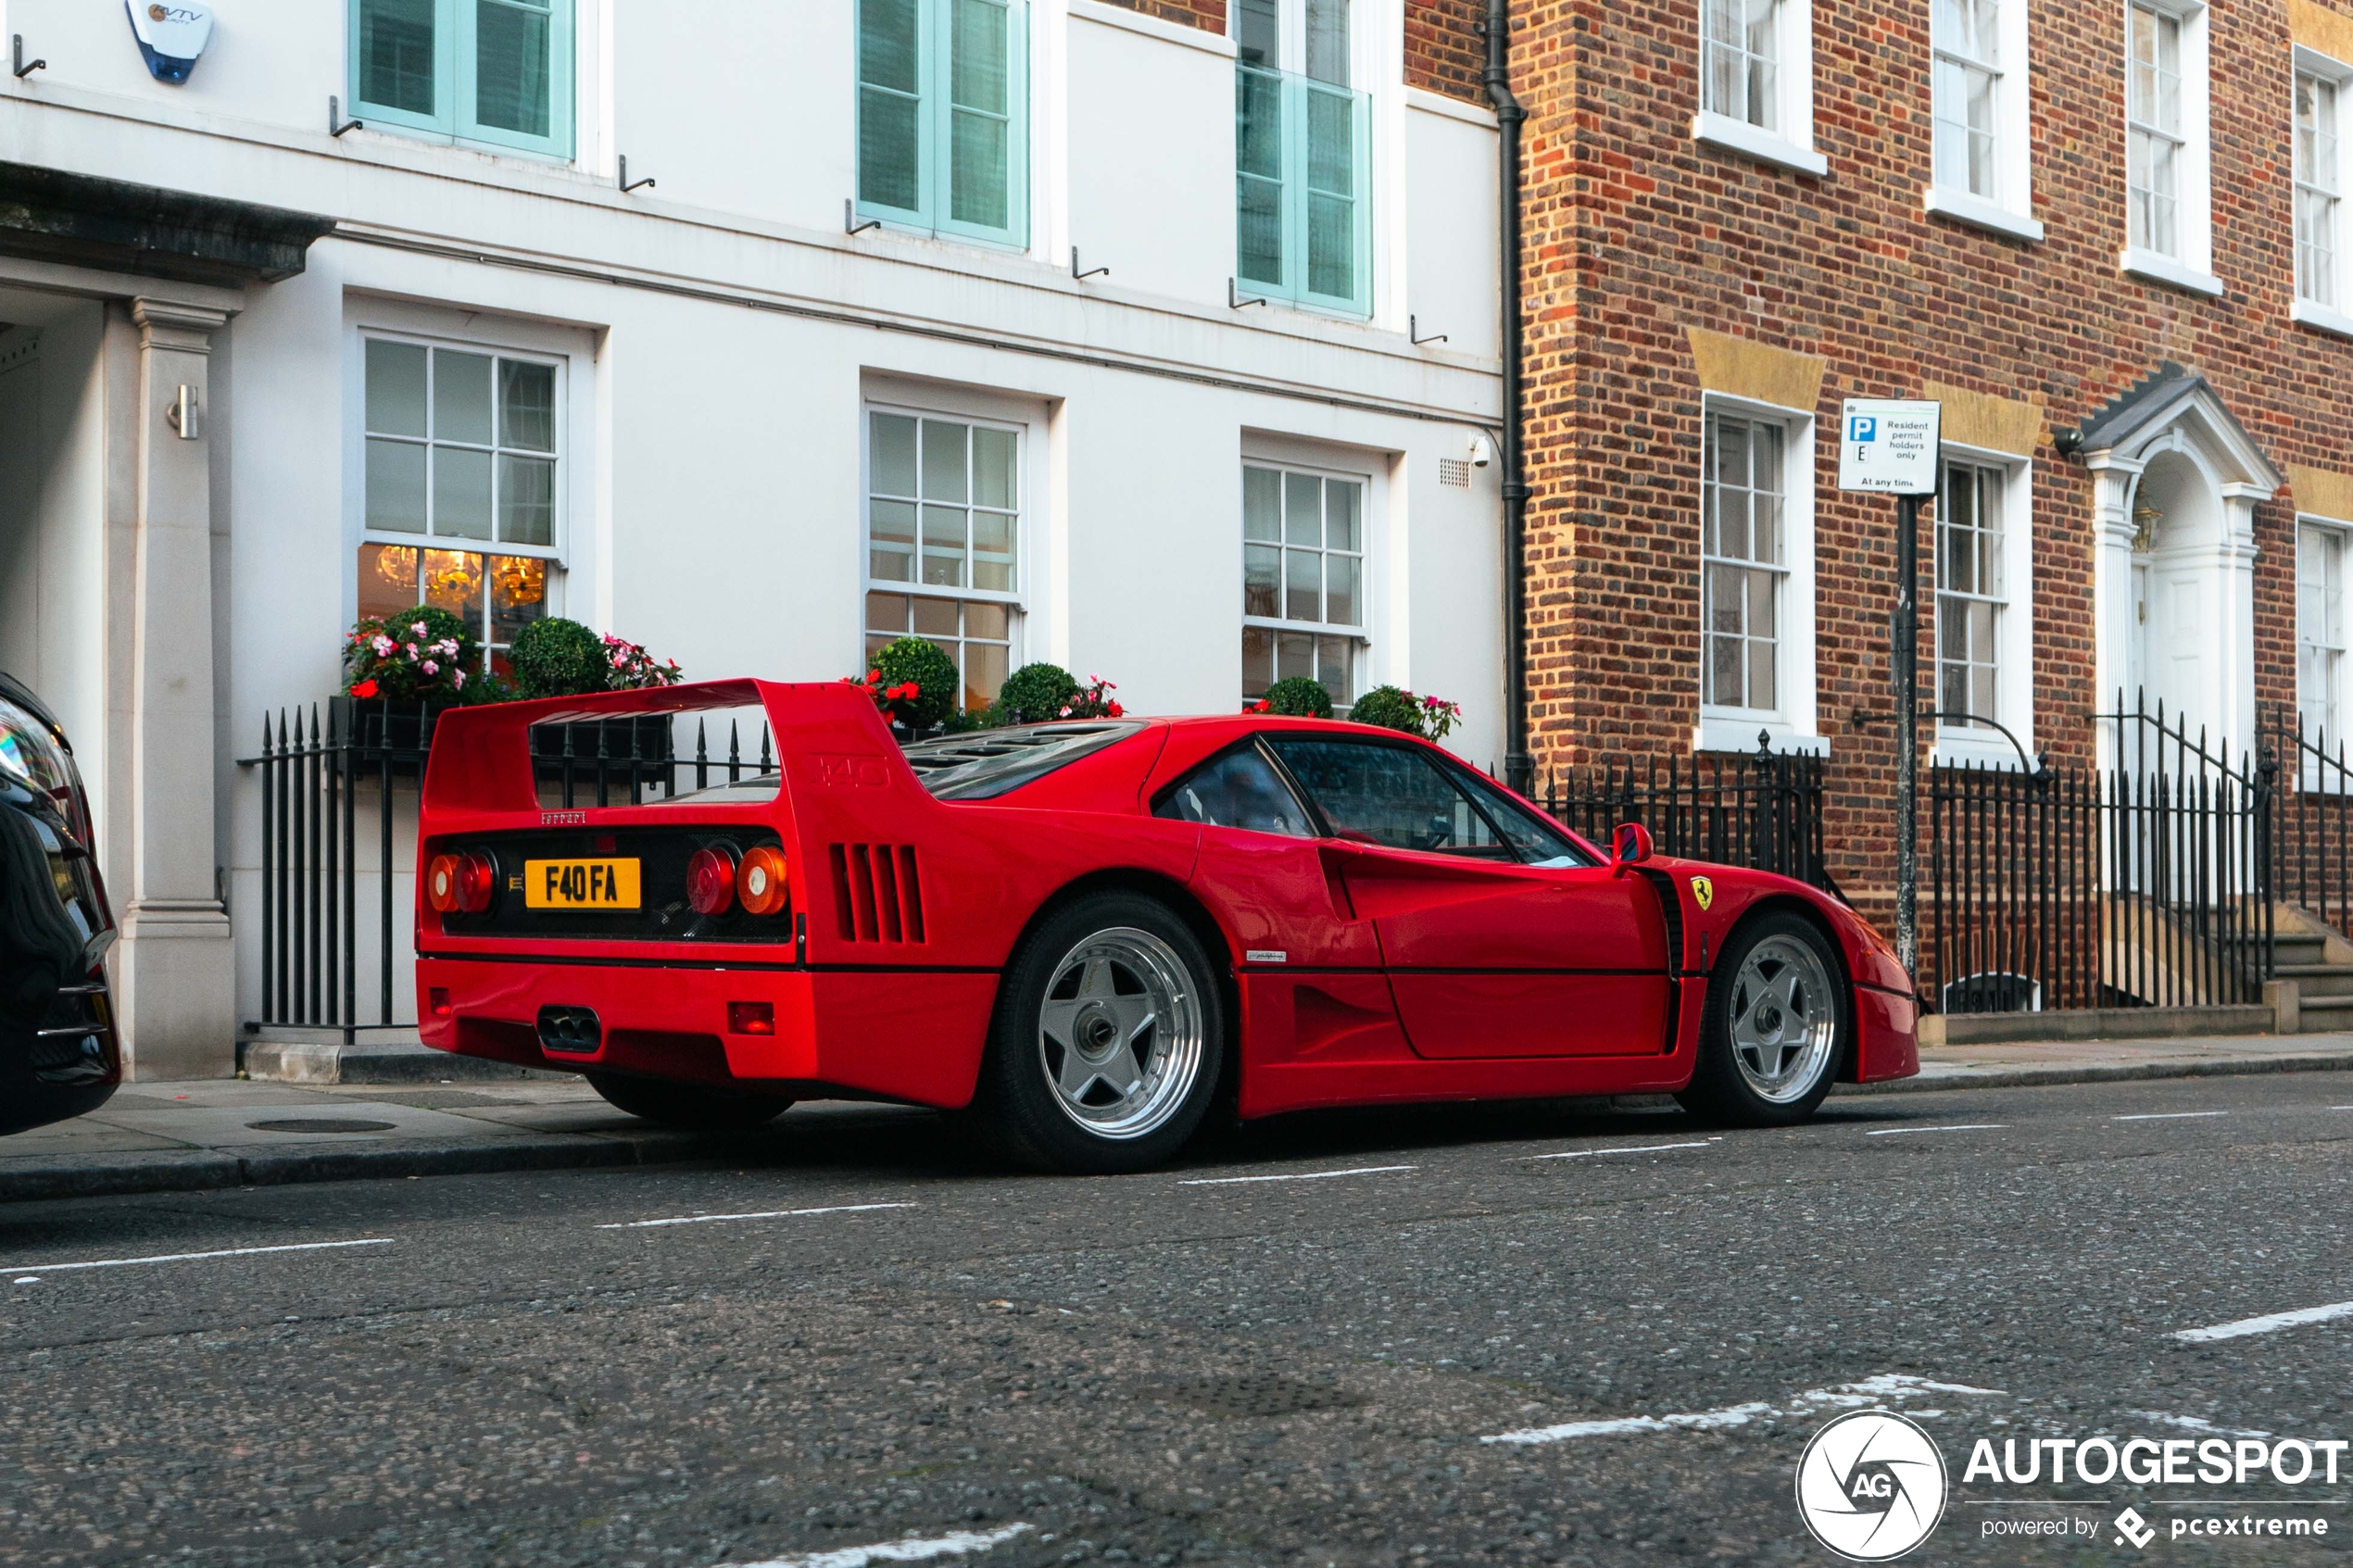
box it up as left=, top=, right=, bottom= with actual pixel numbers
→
left=165, top=383, right=200, bottom=441
left=2052, top=426, right=2084, bottom=458
left=1467, top=432, right=1496, bottom=470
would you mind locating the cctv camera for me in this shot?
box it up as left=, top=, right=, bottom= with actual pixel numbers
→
left=1467, top=433, right=1495, bottom=469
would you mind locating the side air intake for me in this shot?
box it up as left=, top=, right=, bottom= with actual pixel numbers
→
left=827, top=844, right=926, bottom=943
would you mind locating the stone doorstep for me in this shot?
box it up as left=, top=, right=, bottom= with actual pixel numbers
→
left=1921, top=1005, right=2278, bottom=1047
left=241, top=1038, right=567, bottom=1085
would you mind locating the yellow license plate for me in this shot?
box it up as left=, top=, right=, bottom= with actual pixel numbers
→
left=524, top=859, right=642, bottom=910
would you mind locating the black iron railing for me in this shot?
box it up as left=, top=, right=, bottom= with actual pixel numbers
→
left=1537, top=736, right=1837, bottom=896
left=1926, top=698, right=2274, bottom=1015
left=238, top=697, right=774, bottom=1040
left=2270, top=704, right=2353, bottom=941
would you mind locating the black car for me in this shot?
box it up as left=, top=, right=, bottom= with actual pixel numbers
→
left=0, top=671, right=118, bottom=1133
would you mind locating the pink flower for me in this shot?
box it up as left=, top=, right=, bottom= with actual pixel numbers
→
left=405, top=643, right=420, bottom=658
left=422, top=659, right=438, bottom=675
left=409, top=621, right=429, bottom=636
left=454, top=670, right=466, bottom=688
left=371, top=634, right=394, bottom=657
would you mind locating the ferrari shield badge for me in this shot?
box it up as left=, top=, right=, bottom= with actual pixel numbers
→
left=1691, top=875, right=1715, bottom=911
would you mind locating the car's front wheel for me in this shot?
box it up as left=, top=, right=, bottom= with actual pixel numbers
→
left=975, top=892, right=1226, bottom=1173
left=585, top=1072, right=793, bottom=1132
left=1676, top=911, right=1845, bottom=1126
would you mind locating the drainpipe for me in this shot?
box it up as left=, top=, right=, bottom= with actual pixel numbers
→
left=1484, top=0, right=1533, bottom=795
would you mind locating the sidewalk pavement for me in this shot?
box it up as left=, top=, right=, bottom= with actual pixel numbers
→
left=5, top=1032, right=2352, bottom=1203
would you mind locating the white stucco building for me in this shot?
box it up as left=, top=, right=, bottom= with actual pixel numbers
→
left=0, top=0, right=1505, bottom=1076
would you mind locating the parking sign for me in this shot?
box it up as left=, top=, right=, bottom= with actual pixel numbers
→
left=1838, top=399, right=1942, bottom=494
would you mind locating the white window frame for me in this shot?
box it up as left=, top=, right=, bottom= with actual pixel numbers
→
left=1932, top=447, right=2037, bottom=771
left=1923, top=0, right=2043, bottom=243
left=2299, top=515, right=2351, bottom=759
left=2294, top=47, right=2353, bottom=340
left=860, top=397, right=1031, bottom=714
left=351, top=328, right=570, bottom=674
left=1696, top=395, right=1822, bottom=756
left=2119, top=0, right=2220, bottom=296
left=1240, top=455, right=1372, bottom=711
left=1692, top=0, right=1826, bottom=178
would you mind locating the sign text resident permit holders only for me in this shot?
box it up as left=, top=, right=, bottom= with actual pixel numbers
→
left=1838, top=399, right=1942, bottom=494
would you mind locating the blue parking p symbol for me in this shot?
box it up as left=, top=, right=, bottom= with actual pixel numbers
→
left=1849, top=416, right=1877, bottom=442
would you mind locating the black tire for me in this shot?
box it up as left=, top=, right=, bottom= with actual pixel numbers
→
left=1676, top=911, right=1846, bottom=1127
left=974, top=891, right=1227, bottom=1174
left=585, top=1072, right=792, bottom=1131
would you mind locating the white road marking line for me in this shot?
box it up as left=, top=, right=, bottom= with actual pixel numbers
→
left=2130, top=1411, right=2275, bottom=1438
left=2174, top=1299, right=2353, bottom=1343
left=1866, top=1124, right=2008, bottom=1136
left=733, top=1523, right=1034, bottom=1568
left=1521, top=1141, right=1714, bottom=1161
left=1177, top=1164, right=1417, bottom=1186
left=598, top=1203, right=916, bottom=1231
left=1479, top=1374, right=2002, bottom=1446
left=2113, top=1111, right=2230, bottom=1121
left=0, top=1238, right=391, bottom=1276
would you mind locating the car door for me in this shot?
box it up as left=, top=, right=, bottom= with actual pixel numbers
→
left=1263, top=735, right=1672, bottom=1059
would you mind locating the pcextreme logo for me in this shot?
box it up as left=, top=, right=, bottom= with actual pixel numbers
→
left=1795, top=1410, right=1948, bottom=1562
left=1691, top=874, right=1715, bottom=911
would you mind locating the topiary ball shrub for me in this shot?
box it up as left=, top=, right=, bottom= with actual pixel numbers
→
left=995, top=662, right=1082, bottom=724
left=869, top=636, right=962, bottom=733
left=1348, top=684, right=1425, bottom=736
left=1260, top=675, right=1335, bottom=719
left=507, top=618, right=609, bottom=699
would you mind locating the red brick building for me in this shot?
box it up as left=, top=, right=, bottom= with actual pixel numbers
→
left=1501, top=0, right=2353, bottom=912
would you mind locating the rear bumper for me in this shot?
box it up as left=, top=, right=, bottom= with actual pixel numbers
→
left=414, top=957, right=997, bottom=1109
left=1853, top=984, right=1921, bottom=1083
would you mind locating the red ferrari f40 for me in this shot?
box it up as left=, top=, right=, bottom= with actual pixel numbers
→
left=414, top=682, right=1917, bottom=1172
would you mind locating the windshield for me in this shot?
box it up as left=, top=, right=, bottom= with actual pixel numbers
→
left=902, top=721, right=1145, bottom=801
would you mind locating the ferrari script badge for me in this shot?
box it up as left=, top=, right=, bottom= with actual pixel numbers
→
left=1691, top=875, right=1714, bottom=911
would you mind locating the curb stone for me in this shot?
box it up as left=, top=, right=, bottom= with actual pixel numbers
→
left=3, top=1050, right=2348, bottom=1203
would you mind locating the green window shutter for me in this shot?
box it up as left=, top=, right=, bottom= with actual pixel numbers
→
left=1234, top=63, right=1369, bottom=316
left=458, top=0, right=574, bottom=157
left=352, top=0, right=452, bottom=133
left=859, top=0, right=1027, bottom=246
left=858, top=0, right=928, bottom=220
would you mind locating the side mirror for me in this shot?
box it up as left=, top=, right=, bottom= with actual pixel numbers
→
left=1609, top=822, right=1654, bottom=874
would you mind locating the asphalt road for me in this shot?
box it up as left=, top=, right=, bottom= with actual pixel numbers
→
left=6, top=1073, right=2353, bottom=1567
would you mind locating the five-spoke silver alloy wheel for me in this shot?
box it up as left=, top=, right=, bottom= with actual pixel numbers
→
left=1037, top=926, right=1205, bottom=1141
left=1726, top=933, right=1838, bottom=1103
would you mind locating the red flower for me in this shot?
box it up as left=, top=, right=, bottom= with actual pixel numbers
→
left=1105, top=700, right=1124, bottom=717
left=1245, top=699, right=1271, bottom=714
left=349, top=679, right=380, bottom=700
left=887, top=681, right=920, bottom=702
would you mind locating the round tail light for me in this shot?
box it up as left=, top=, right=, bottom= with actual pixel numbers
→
left=455, top=851, right=497, bottom=914
left=426, top=853, right=462, bottom=914
left=737, top=846, right=788, bottom=917
left=686, top=846, right=737, bottom=916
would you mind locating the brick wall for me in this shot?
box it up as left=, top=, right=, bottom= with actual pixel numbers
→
left=1406, top=1, right=1489, bottom=101
left=1508, top=0, right=2353, bottom=898
left=1092, top=0, right=1226, bottom=31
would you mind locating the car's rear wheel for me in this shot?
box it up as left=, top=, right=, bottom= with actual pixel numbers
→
left=1677, top=911, right=1845, bottom=1126
left=585, top=1072, right=792, bottom=1131
left=976, top=892, right=1226, bottom=1173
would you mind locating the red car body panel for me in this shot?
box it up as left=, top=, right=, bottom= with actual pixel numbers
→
left=411, top=681, right=1919, bottom=1116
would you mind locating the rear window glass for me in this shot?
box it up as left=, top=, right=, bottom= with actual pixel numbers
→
left=902, top=721, right=1144, bottom=801
left=1153, top=745, right=1314, bottom=837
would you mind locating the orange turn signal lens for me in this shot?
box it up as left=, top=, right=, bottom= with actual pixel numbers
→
left=737, top=845, right=789, bottom=917
left=726, top=1000, right=774, bottom=1035
left=426, top=853, right=463, bottom=914
left=686, top=846, right=737, bottom=916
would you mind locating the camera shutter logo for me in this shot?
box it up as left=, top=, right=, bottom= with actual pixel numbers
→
left=1794, top=1410, right=1948, bottom=1561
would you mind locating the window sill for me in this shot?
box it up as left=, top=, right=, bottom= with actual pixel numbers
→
left=1921, top=185, right=2044, bottom=244
left=1694, top=713, right=1830, bottom=758
left=1690, top=112, right=1829, bottom=179
left=2119, top=247, right=2223, bottom=298
left=1934, top=729, right=2034, bottom=771
left=2292, top=296, right=2353, bottom=341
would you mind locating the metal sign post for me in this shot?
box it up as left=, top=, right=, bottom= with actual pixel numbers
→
left=1839, top=399, right=1942, bottom=979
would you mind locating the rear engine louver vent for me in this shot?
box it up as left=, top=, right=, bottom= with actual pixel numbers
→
left=828, top=844, right=927, bottom=943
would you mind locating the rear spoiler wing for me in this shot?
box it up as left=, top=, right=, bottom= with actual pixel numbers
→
left=420, top=679, right=901, bottom=816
